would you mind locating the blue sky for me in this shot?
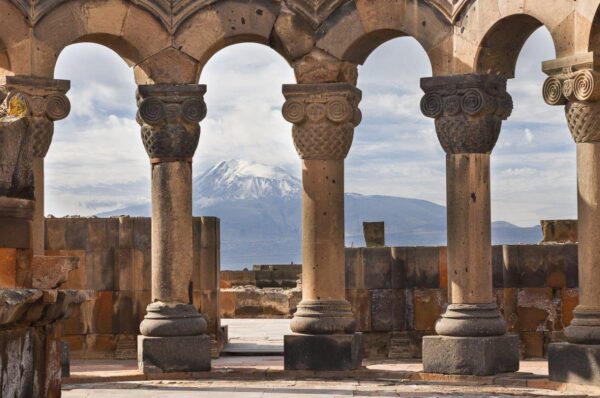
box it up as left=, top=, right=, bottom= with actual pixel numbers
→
left=46, top=27, right=575, bottom=227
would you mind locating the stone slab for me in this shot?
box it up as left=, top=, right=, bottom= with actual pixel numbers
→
left=0, top=218, right=31, bottom=248
left=284, top=333, right=363, bottom=371
left=422, top=334, right=519, bottom=376
left=138, top=335, right=211, bottom=373
left=549, top=342, right=600, bottom=385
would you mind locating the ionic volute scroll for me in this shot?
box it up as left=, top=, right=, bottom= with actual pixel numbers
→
left=420, top=74, right=513, bottom=154
left=136, top=84, right=207, bottom=164
left=543, top=60, right=600, bottom=143
left=282, top=83, right=362, bottom=160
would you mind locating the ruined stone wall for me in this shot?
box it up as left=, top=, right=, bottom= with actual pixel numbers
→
left=221, top=264, right=301, bottom=288
left=44, top=216, right=222, bottom=359
left=347, top=244, right=578, bottom=359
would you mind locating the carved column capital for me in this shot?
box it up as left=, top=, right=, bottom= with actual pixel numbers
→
left=282, top=83, right=361, bottom=160
left=136, top=84, right=207, bottom=163
left=543, top=63, right=600, bottom=143
left=420, top=74, right=513, bottom=154
left=2, top=76, right=71, bottom=158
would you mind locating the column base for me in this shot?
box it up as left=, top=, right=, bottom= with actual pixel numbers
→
left=422, top=334, right=519, bottom=376
left=549, top=342, right=600, bottom=385
left=138, top=335, right=211, bottom=373
left=284, top=333, right=363, bottom=371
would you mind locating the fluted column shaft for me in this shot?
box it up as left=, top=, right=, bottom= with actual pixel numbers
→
left=136, top=84, right=208, bottom=337
left=421, top=74, right=513, bottom=337
left=282, top=83, right=361, bottom=334
left=2, top=76, right=70, bottom=254
left=544, top=65, right=600, bottom=343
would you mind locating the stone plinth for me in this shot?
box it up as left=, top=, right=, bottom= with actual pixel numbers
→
left=422, top=334, right=519, bottom=376
left=284, top=333, right=363, bottom=371
left=138, top=335, right=211, bottom=373
left=548, top=342, right=600, bottom=385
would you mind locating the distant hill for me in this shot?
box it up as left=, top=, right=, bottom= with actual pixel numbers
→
left=100, top=159, right=542, bottom=269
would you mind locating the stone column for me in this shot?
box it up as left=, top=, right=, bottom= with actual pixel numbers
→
left=1, top=76, right=70, bottom=254
left=136, top=84, right=211, bottom=373
left=281, top=83, right=362, bottom=371
left=420, top=74, right=519, bottom=376
left=544, top=54, right=600, bottom=386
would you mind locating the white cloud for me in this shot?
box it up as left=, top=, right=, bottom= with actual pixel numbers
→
left=524, top=128, right=534, bottom=143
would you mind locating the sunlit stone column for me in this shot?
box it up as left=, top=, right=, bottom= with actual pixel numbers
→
left=420, top=74, right=519, bottom=376
left=281, top=83, right=362, bottom=371
left=2, top=76, right=70, bottom=254
left=544, top=54, right=600, bottom=386
left=136, top=84, right=211, bottom=373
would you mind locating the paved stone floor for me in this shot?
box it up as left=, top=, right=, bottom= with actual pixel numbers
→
left=62, top=320, right=600, bottom=397
left=221, top=318, right=290, bottom=354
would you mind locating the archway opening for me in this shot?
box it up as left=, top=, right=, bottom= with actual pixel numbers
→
left=197, top=42, right=296, bottom=354
left=492, top=27, right=575, bottom=236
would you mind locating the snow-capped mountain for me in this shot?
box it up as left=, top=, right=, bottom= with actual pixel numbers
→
left=100, top=159, right=542, bottom=269
left=194, top=160, right=300, bottom=205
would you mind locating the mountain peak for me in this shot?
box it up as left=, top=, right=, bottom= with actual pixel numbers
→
left=194, top=159, right=301, bottom=205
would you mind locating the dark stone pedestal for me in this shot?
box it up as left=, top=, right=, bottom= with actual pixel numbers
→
left=284, top=333, right=363, bottom=371
left=138, top=335, right=211, bottom=373
left=549, top=342, right=600, bottom=385
left=422, top=334, right=519, bottom=376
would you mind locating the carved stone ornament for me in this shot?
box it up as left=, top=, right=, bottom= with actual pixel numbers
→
left=282, top=83, right=361, bottom=160
left=420, top=74, right=513, bottom=154
left=425, top=0, right=473, bottom=24
left=0, top=90, right=33, bottom=199
left=136, top=84, right=207, bottom=163
left=8, top=0, right=69, bottom=26
left=543, top=68, right=600, bottom=143
left=2, top=76, right=71, bottom=158
left=284, top=0, right=347, bottom=29
left=130, top=0, right=218, bottom=34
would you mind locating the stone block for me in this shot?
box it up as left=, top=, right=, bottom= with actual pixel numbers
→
left=45, top=219, right=66, bottom=250
left=115, top=334, right=137, bottom=360
left=392, top=289, right=407, bottom=331
left=46, top=250, right=87, bottom=289
left=541, top=220, right=577, bottom=243
left=520, top=331, right=545, bottom=358
left=564, top=244, right=578, bottom=288
left=561, top=288, right=579, bottom=327
left=284, top=333, right=363, bottom=371
left=132, top=218, right=151, bottom=249
left=61, top=341, right=70, bottom=378
left=549, top=342, right=600, bottom=385
left=345, top=247, right=362, bottom=289
left=497, top=288, right=518, bottom=332
left=138, top=335, right=211, bottom=373
left=346, top=289, right=371, bottom=332
left=85, top=334, right=118, bottom=359
left=63, top=335, right=84, bottom=359
left=362, top=332, right=389, bottom=359
left=92, top=291, right=113, bottom=334
left=516, top=288, right=555, bottom=331
left=363, top=221, right=385, bottom=247
left=118, top=216, right=134, bottom=249
left=113, top=291, right=136, bottom=334
left=115, top=249, right=134, bottom=291
left=31, top=255, right=79, bottom=289
left=362, top=247, right=391, bottom=289
left=0, top=218, right=31, bottom=249
left=406, top=247, right=440, bottom=288
left=414, top=289, right=445, bottom=331
left=503, top=244, right=576, bottom=288
left=132, top=249, right=151, bottom=291
left=492, top=245, right=504, bottom=288
left=87, top=250, right=115, bottom=291
left=389, top=331, right=425, bottom=359
left=390, top=247, right=407, bottom=289
left=64, top=218, right=89, bottom=250
left=439, top=246, right=447, bottom=289
left=0, top=248, right=17, bottom=287
left=422, top=334, right=520, bottom=376
left=219, top=290, right=236, bottom=318
left=87, top=218, right=119, bottom=250
left=371, top=289, right=393, bottom=331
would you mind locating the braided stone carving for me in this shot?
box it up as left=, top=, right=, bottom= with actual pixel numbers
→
left=543, top=68, right=600, bottom=143
left=282, top=83, right=361, bottom=160
left=136, top=84, right=207, bottom=162
left=420, top=74, right=512, bottom=154
left=2, top=77, right=71, bottom=158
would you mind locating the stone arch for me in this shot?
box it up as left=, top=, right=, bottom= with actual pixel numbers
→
left=0, top=0, right=30, bottom=76
left=457, top=0, right=575, bottom=76
left=588, top=3, right=600, bottom=54
left=315, top=1, right=453, bottom=76
left=174, top=0, right=292, bottom=77
left=29, top=0, right=171, bottom=77
left=475, top=14, right=548, bottom=78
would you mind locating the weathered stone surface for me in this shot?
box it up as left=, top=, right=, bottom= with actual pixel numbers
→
left=422, top=334, right=520, bottom=376
left=31, top=254, right=79, bottom=289
left=284, top=333, right=363, bottom=371
left=362, top=247, right=391, bottom=289
left=541, top=220, right=578, bottom=243
left=362, top=221, right=384, bottom=248
left=406, top=247, right=439, bottom=288
left=549, top=342, right=600, bottom=385
left=138, top=335, right=211, bottom=373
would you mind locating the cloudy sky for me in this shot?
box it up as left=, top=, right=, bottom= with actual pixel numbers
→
left=46, top=27, right=575, bottom=227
